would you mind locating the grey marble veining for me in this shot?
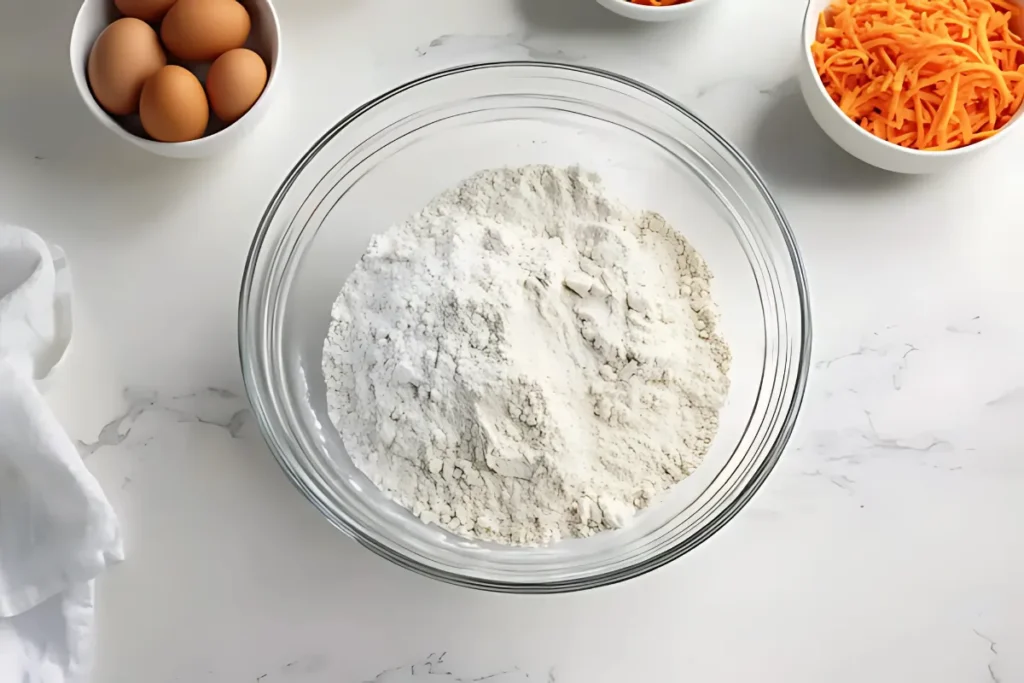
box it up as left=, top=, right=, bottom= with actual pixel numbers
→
left=1, top=0, right=1022, bottom=681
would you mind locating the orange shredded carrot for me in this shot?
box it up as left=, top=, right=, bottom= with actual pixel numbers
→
left=629, top=0, right=691, bottom=5
left=811, top=0, right=1024, bottom=150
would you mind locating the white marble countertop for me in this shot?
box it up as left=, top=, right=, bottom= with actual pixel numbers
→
left=2, top=0, right=1023, bottom=681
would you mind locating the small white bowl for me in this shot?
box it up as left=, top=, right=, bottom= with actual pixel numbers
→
left=69, top=0, right=281, bottom=159
left=595, top=0, right=712, bottom=22
left=798, top=0, right=1024, bottom=174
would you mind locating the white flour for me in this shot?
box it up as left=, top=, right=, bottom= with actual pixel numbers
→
left=323, top=166, right=730, bottom=546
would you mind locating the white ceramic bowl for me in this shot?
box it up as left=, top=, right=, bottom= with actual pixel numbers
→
left=798, top=0, right=1024, bottom=174
left=595, top=0, right=712, bottom=22
left=69, top=0, right=281, bottom=159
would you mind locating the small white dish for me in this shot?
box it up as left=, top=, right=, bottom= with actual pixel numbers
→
left=798, top=0, right=1024, bottom=174
left=69, top=0, right=281, bottom=159
left=595, top=0, right=712, bottom=22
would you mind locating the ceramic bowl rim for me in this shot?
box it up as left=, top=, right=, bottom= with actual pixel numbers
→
left=595, top=0, right=715, bottom=19
left=602, top=0, right=714, bottom=11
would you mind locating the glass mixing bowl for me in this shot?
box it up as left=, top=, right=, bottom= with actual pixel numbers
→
left=240, top=61, right=811, bottom=593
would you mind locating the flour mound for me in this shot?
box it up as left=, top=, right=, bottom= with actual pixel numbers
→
left=323, top=166, right=730, bottom=546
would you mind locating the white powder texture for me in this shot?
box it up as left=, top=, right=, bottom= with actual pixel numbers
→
left=323, top=165, right=731, bottom=546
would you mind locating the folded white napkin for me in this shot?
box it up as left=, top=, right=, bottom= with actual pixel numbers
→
left=0, top=226, right=123, bottom=683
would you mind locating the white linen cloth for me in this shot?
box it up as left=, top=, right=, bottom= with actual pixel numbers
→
left=0, top=226, right=122, bottom=683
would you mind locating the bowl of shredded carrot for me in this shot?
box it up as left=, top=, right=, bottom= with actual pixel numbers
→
left=799, top=0, right=1024, bottom=173
left=595, top=0, right=710, bottom=22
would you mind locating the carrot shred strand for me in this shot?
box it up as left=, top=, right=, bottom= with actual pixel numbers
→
left=812, top=0, right=1024, bottom=150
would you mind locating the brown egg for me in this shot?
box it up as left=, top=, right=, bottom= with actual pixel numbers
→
left=205, top=48, right=267, bottom=123
left=139, top=65, right=209, bottom=142
left=113, top=0, right=176, bottom=21
left=87, top=18, right=166, bottom=116
left=160, top=0, right=251, bottom=62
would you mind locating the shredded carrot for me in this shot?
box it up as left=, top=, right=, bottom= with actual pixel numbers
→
left=811, top=0, right=1024, bottom=150
left=629, top=0, right=692, bottom=5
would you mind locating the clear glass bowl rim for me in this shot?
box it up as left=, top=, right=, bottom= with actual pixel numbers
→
left=239, top=60, right=813, bottom=593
